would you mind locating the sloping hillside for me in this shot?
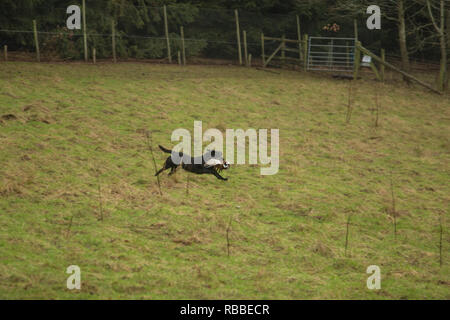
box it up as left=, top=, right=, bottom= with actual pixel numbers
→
left=0, top=62, right=448, bottom=299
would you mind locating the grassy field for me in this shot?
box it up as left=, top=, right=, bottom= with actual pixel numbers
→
left=0, top=62, right=449, bottom=299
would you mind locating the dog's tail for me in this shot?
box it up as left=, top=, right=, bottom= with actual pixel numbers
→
left=158, top=145, right=172, bottom=154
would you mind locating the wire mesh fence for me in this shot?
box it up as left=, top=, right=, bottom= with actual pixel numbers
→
left=0, top=2, right=382, bottom=65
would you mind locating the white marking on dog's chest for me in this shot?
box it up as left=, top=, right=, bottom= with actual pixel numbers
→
left=204, top=158, right=223, bottom=168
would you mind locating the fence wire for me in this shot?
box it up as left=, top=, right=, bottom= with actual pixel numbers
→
left=0, top=2, right=385, bottom=63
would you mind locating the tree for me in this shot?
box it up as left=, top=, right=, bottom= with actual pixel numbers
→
left=447, top=7, right=450, bottom=88
left=397, top=0, right=411, bottom=79
left=333, top=0, right=414, bottom=83
left=425, top=0, right=447, bottom=91
left=409, top=0, right=449, bottom=91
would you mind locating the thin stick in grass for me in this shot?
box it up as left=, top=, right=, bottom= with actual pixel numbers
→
left=374, top=86, right=380, bottom=128
left=346, top=81, right=353, bottom=124
left=145, top=130, right=162, bottom=196
left=226, top=216, right=233, bottom=257
left=439, top=212, right=443, bottom=267
left=390, top=173, right=397, bottom=240
left=186, top=173, right=190, bottom=195
left=66, top=214, right=74, bottom=238
left=345, top=213, right=352, bottom=257
left=96, top=171, right=104, bottom=221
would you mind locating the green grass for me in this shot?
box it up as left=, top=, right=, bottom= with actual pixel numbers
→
left=0, top=62, right=449, bottom=299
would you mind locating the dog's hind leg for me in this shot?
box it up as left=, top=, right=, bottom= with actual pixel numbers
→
left=155, top=159, right=171, bottom=176
left=168, top=166, right=178, bottom=176
left=155, top=167, right=166, bottom=176
left=155, top=156, right=177, bottom=176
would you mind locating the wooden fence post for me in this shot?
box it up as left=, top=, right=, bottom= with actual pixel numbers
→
left=354, top=19, right=358, bottom=41
left=381, top=49, right=385, bottom=82
left=261, top=33, right=265, bottom=67
left=163, top=5, right=171, bottom=63
left=32, top=20, right=40, bottom=62
left=235, top=9, right=242, bottom=65
left=177, top=51, right=181, bottom=65
left=358, top=43, right=441, bottom=94
left=303, top=34, right=308, bottom=71
left=370, top=62, right=381, bottom=81
left=82, top=0, right=87, bottom=62
left=353, top=41, right=361, bottom=80
left=4, top=45, right=7, bottom=61
left=281, top=34, right=285, bottom=65
left=112, top=19, right=117, bottom=63
left=248, top=54, right=252, bottom=67
left=243, top=30, right=248, bottom=66
left=296, top=15, right=302, bottom=61
left=180, top=26, right=186, bottom=66
left=93, top=48, right=96, bottom=64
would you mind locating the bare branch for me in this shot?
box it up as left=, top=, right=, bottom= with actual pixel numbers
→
left=427, top=0, right=442, bottom=33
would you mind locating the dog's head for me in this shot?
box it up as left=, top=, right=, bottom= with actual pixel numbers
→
left=204, top=149, right=230, bottom=170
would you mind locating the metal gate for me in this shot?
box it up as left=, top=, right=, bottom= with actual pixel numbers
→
left=307, top=37, right=356, bottom=73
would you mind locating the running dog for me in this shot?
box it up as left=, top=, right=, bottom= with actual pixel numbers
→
left=155, top=145, right=229, bottom=181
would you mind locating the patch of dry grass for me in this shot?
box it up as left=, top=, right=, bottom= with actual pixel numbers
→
left=0, top=62, right=449, bottom=299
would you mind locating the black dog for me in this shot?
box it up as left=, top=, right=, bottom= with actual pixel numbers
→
left=155, top=145, right=229, bottom=181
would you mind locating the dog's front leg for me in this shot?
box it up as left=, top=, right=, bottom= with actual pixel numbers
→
left=213, top=170, right=228, bottom=181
